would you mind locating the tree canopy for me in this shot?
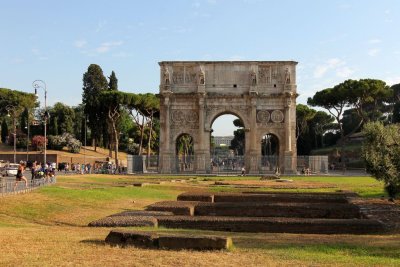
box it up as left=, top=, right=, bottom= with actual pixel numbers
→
left=82, top=64, right=108, bottom=149
left=0, top=88, right=37, bottom=115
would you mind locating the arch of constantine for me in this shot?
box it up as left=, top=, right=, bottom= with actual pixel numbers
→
left=158, top=61, right=297, bottom=174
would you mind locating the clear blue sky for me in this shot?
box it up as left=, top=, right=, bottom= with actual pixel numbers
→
left=1, top=0, right=399, bottom=135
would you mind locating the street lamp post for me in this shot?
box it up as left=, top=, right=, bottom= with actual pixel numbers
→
left=6, top=105, right=17, bottom=163
left=84, top=115, right=87, bottom=166
left=32, top=80, right=47, bottom=165
left=25, top=118, right=30, bottom=162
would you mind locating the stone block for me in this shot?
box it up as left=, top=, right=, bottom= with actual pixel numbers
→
left=88, top=216, right=158, bottom=227
left=213, top=193, right=349, bottom=204
left=105, top=230, right=159, bottom=248
left=177, top=192, right=214, bottom=202
left=157, top=216, right=385, bottom=234
left=146, top=201, right=199, bottom=216
left=109, top=210, right=174, bottom=217
left=193, top=202, right=361, bottom=219
left=158, top=235, right=232, bottom=250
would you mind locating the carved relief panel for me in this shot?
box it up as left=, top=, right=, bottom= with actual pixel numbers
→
left=257, top=110, right=285, bottom=123
left=170, top=109, right=199, bottom=129
left=172, top=67, right=184, bottom=84
left=184, top=66, right=197, bottom=84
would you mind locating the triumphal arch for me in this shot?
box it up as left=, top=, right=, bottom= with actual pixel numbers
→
left=158, top=61, right=297, bottom=174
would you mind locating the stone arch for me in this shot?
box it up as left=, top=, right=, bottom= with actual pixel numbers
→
left=207, top=109, right=249, bottom=132
left=158, top=61, right=298, bottom=174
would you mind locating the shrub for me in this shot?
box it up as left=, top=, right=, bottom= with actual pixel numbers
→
left=362, top=122, right=400, bottom=200
left=127, top=143, right=140, bottom=155
left=62, top=133, right=81, bottom=153
left=32, top=135, right=47, bottom=151
left=48, top=135, right=65, bottom=150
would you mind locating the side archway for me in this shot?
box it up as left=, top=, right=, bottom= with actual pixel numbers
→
left=260, top=133, right=280, bottom=172
left=175, top=133, right=194, bottom=173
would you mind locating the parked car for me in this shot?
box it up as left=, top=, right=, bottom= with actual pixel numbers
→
left=1, top=163, right=19, bottom=177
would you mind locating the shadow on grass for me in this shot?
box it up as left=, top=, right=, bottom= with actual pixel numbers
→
left=80, top=239, right=107, bottom=246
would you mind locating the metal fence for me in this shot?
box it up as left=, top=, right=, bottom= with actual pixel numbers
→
left=128, top=154, right=329, bottom=175
left=0, top=176, right=56, bottom=197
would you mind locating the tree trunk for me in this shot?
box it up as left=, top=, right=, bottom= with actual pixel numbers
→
left=92, top=138, right=97, bottom=152
left=146, top=111, right=154, bottom=168
left=113, top=127, right=119, bottom=171
left=139, top=115, right=145, bottom=155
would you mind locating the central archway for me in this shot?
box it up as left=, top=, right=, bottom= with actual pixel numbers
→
left=158, top=61, right=298, bottom=174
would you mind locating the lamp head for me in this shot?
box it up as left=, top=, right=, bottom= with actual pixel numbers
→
left=34, top=88, right=38, bottom=97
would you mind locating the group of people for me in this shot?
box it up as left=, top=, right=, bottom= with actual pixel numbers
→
left=13, top=161, right=56, bottom=191
left=68, top=163, right=92, bottom=174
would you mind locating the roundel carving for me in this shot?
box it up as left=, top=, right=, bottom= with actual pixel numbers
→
left=186, top=110, right=199, bottom=123
left=271, top=110, right=284, bottom=123
left=256, top=110, right=270, bottom=123
left=171, top=110, right=185, bottom=123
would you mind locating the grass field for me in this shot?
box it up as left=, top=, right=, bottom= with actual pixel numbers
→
left=0, top=174, right=399, bottom=266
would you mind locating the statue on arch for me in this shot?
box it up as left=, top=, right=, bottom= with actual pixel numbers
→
left=284, top=67, right=291, bottom=84
left=164, top=67, right=170, bottom=85
left=251, top=71, right=257, bottom=86
left=198, top=69, right=205, bottom=85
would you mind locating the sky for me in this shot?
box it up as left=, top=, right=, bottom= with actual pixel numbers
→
left=1, top=0, right=399, bottom=135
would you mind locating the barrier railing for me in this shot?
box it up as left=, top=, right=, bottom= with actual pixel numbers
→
left=127, top=155, right=329, bottom=175
left=0, top=176, right=56, bottom=197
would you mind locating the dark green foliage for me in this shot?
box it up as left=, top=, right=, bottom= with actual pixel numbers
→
left=72, top=104, right=85, bottom=142
left=362, top=122, right=400, bottom=199
left=230, top=129, right=245, bottom=155
left=1, top=119, right=8, bottom=143
left=47, top=135, right=65, bottom=150
left=296, top=105, right=335, bottom=155
left=49, top=102, right=75, bottom=135
left=229, top=118, right=245, bottom=155
left=82, top=64, right=108, bottom=149
left=0, top=88, right=37, bottom=115
left=391, top=83, right=400, bottom=123
left=108, top=71, right=118, bottom=91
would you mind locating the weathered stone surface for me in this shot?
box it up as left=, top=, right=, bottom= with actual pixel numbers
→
left=158, top=235, right=232, bottom=250
left=105, top=230, right=159, bottom=248
left=242, top=191, right=359, bottom=197
left=146, top=201, right=199, bottom=216
left=177, top=192, right=214, bottom=202
left=105, top=230, right=233, bottom=250
left=158, top=61, right=298, bottom=174
left=212, top=193, right=349, bottom=204
left=157, top=216, right=385, bottom=234
left=109, top=210, right=174, bottom=217
left=88, top=216, right=158, bottom=227
left=194, top=202, right=361, bottom=219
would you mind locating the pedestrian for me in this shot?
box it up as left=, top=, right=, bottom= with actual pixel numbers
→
left=241, top=167, right=246, bottom=176
left=14, top=162, right=28, bottom=190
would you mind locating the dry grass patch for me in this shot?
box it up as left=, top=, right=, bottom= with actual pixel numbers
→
left=1, top=227, right=399, bottom=266
left=214, top=179, right=337, bottom=189
left=0, top=174, right=399, bottom=266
